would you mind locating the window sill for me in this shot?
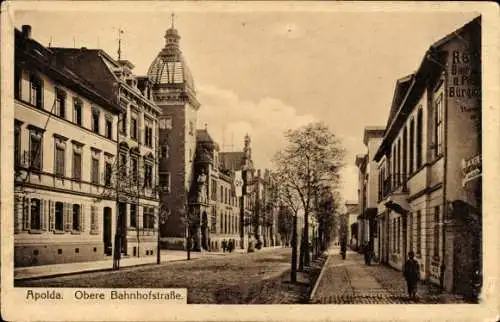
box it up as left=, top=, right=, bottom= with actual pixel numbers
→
left=90, top=231, right=100, bottom=235
left=53, top=230, right=65, bottom=235
left=28, top=229, right=44, bottom=234
left=71, top=231, right=81, bottom=235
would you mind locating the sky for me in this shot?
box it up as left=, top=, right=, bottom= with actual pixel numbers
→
left=12, top=4, right=480, bottom=204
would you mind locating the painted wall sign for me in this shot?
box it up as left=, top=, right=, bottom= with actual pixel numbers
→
left=461, top=154, right=482, bottom=186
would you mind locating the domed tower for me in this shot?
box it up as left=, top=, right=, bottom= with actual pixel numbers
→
left=148, top=16, right=200, bottom=248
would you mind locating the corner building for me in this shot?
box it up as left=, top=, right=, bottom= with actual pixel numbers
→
left=14, top=26, right=123, bottom=266
left=147, top=25, right=200, bottom=250
left=374, top=17, right=481, bottom=298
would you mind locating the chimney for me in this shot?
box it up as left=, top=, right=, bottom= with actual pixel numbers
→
left=21, top=25, right=31, bottom=38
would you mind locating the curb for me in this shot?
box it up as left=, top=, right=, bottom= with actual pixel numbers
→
left=309, top=251, right=331, bottom=301
left=14, top=257, right=199, bottom=282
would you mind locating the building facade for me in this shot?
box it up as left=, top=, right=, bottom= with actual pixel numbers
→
left=147, top=24, right=200, bottom=250
left=342, top=201, right=359, bottom=250
left=355, top=128, right=384, bottom=258
left=374, top=17, right=481, bottom=298
left=51, top=43, right=162, bottom=259
left=14, top=26, right=124, bottom=266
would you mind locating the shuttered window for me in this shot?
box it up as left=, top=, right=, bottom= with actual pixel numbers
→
left=90, top=206, right=99, bottom=234
left=30, top=198, right=41, bottom=230
left=55, top=202, right=64, bottom=231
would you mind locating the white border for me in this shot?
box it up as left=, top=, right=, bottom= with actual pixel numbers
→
left=1, top=2, right=499, bottom=321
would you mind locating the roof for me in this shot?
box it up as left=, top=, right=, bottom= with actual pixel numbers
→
left=15, top=29, right=122, bottom=114
left=374, top=16, right=481, bottom=162
left=219, top=152, right=245, bottom=171
left=363, top=126, right=385, bottom=146
left=147, top=27, right=196, bottom=93
left=196, top=129, right=220, bottom=151
left=51, top=47, right=160, bottom=113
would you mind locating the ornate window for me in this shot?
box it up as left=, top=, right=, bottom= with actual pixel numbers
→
left=55, top=201, right=64, bottom=231
left=130, top=204, right=137, bottom=228
left=30, top=75, right=43, bottom=108
left=416, top=108, right=423, bottom=168
left=144, top=162, right=153, bottom=188
left=73, top=98, right=83, bottom=126
left=72, top=141, right=83, bottom=181
left=55, top=88, right=66, bottom=119
left=434, top=93, right=444, bottom=157
left=30, top=198, right=42, bottom=230
left=91, top=148, right=101, bottom=185
left=92, top=107, right=100, bottom=134
left=28, top=126, right=44, bottom=171
left=72, top=204, right=81, bottom=231
left=54, top=134, right=67, bottom=177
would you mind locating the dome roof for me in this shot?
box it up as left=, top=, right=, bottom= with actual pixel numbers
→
left=147, top=27, right=195, bottom=92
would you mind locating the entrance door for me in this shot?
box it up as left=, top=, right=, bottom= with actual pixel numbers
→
left=103, top=207, right=112, bottom=256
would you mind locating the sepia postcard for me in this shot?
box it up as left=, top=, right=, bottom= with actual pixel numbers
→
left=0, top=1, right=498, bottom=321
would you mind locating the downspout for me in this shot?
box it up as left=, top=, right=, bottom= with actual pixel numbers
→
left=440, top=66, right=449, bottom=290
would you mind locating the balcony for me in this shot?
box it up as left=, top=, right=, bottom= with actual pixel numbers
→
left=378, top=173, right=409, bottom=202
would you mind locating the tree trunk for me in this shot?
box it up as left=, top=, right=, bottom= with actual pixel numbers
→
left=304, top=210, right=310, bottom=266
left=290, top=214, right=298, bottom=283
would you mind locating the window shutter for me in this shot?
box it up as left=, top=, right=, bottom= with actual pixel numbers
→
left=90, top=206, right=97, bottom=232
left=42, top=200, right=48, bottom=230
left=64, top=203, right=72, bottom=232
left=14, top=195, right=22, bottom=233
left=23, top=197, right=30, bottom=230
left=49, top=200, right=55, bottom=231
left=80, top=204, right=85, bottom=232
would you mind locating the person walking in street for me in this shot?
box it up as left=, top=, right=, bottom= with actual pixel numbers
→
left=222, top=239, right=227, bottom=253
left=403, top=251, right=421, bottom=300
left=340, top=239, right=347, bottom=260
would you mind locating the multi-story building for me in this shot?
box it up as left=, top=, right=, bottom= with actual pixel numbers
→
left=191, top=128, right=241, bottom=251
left=147, top=23, right=200, bottom=250
left=220, top=134, right=255, bottom=249
left=342, top=201, right=359, bottom=250
left=252, top=169, right=280, bottom=247
left=355, top=127, right=384, bottom=258
left=374, top=17, right=481, bottom=297
left=14, top=26, right=124, bottom=266
left=51, top=43, right=162, bottom=259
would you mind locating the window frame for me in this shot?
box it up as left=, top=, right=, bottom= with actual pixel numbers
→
left=30, top=198, right=42, bottom=230
left=55, top=88, right=66, bottom=119
left=91, top=149, right=101, bottom=185
left=72, top=204, right=81, bottom=231
left=54, top=201, right=64, bottom=231
left=73, top=98, right=83, bottom=126
left=29, top=75, right=43, bottom=109
left=54, top=137, right=66, bottom=177
left=72, top=142, right=83, bottom=181
left=29, top=128, right=43, bottom=172
left=91, top=108, right=101, bottom=134
left=434, top=93, right=444, bottom=157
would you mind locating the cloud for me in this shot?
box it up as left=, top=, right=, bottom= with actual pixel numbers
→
left=197, top=85, right=360, bottom=201
left=197, top=85, right=316, bottom=169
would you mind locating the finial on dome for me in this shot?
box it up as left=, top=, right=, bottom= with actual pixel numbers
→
left=171, top=12, right=175, bottom=29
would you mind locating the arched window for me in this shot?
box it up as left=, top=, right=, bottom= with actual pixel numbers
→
left=403, top=127, right=408, bottom=180
left=416, top=108, right=423, bottom=168
left=409, top=118, right=415, bottom=174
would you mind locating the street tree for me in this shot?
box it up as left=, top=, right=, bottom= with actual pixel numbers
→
left=273, top=121, right=345, bottom=269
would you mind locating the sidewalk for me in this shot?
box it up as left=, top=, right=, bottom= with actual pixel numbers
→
left=311, top=249, right=469, bottom=304
left=14, top=250, right=198, bottom=281
left=14, top=246, right=280, bottom=280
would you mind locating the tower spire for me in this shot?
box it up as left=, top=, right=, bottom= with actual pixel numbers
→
left=171, top=12, right=175, bottom=29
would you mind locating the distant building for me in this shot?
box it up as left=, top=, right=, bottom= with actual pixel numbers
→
left=220, top=134, right=255, bottom=249
left=14, top=26, right=124, bottom=266
left=355, top=127, right=384, bottom=257
left=343, top=201, right=359, bottom=250
left=374, top=17, right=481, bottom=297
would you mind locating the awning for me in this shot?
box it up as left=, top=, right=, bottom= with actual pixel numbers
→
left=385, top=193, right=410, bottom=215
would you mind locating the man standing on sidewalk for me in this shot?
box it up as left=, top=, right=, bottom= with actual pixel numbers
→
left=403, top=251, right=421, bottom=300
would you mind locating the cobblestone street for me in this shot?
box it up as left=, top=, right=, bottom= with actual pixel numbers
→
left=311, top=248, right=471, bottom=304
left=16, top=247, right=313, bottom=304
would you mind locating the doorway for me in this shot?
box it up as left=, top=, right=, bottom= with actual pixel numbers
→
left=103, top=207, right=112, bottom=256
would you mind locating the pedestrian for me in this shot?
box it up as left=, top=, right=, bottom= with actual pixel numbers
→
left=222, top=239, right=227, bottom=253
left=403, top=251, right=421, bottom=300
left=340, top=239, right=347, bottom=260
